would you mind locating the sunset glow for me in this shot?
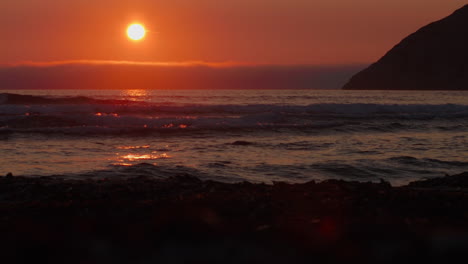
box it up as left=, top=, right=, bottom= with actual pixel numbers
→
left=127, top=24, right=146, bottom=41
left=1, top=1, right=468, bottom=262
left=2, top=0, right=465, bottom=65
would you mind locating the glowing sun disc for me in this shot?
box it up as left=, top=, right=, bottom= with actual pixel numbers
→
left=127, top=24, right=146, bottom=41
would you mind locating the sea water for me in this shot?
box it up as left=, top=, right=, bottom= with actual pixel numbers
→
left=0, top=89, right=467, bottom=185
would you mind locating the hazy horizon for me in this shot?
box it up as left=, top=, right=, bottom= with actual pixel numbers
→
left=0, top=61, right=366, bottom=90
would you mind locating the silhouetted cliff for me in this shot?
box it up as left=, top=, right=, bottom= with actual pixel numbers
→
left=343, top=5, right=468, bottom=90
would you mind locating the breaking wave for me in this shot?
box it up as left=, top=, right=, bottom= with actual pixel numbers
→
left=24, top=155, right=468, bottom=186
left=0, top=93, right=138, bottom=105
left=1, top=93, right=467, bottom=135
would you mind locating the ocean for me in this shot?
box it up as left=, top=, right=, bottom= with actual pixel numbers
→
left=1, top=89, right=467, bottom=186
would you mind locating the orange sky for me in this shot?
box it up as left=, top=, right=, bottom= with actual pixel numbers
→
left=0, top=0, right=466, bottom=65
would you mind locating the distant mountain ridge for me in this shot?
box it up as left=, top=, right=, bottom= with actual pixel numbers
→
left=343, top=5, right=468, bottom=90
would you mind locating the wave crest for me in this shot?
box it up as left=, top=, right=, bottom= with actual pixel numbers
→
left=1, top=93, right=468, bottom=135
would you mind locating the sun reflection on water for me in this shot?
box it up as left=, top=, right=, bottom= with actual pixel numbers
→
left=95, top=112, right=119, bottom=117
left=162, top=123, right=189, bottom=129
left=121, top=153, right=171, bottom=161
left=118, top=145, right=150, bottom=150
left=112, top=143, right=172, bottom=167
left=122, top=154, right=153, bottom=161
left=112, top=163, right=134, bottom=167
left=116, top=151, right=171, bottom=162
left=122, top=89, right=150, bottom=101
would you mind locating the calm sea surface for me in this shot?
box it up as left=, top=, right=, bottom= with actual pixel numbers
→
left=1, top=89, right=467, bottom=185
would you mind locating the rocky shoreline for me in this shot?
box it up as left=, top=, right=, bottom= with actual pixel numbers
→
left=1, top=172, right=468, bottom=263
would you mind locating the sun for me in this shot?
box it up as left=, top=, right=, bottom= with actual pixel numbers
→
left=127, top=24, right=146, bottom=41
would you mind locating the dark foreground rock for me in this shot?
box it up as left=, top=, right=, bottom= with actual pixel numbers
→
left=343, top=5, right=468, bottom=90
left=1, top=173, right=468, bottom=263
left=408, top=172, right=468, bottom=189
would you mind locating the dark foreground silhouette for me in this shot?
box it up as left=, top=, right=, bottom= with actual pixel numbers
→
left=343, top=4, right=468, bottom=90
left=1, top=172, right=468, bottom=263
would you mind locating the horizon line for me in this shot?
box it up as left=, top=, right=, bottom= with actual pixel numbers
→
left=0, top=60, right=370, bottom=68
